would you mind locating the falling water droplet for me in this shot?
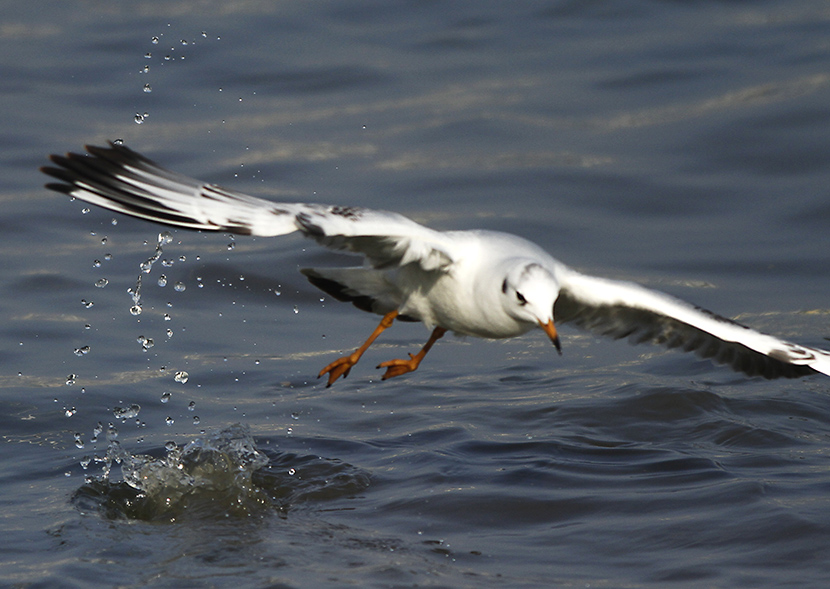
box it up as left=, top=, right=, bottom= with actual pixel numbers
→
left=160, top=391, right=171, bottom=403
left=113, top=404, right=141, bottom=421
left=174, top=371, right=189, bottom=384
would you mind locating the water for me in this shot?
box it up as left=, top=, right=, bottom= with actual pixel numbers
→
left=3, top=1, right=830, bottom=586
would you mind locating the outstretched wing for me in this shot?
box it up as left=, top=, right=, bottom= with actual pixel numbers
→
left=555, top=270, right=830, bottom=379
left=41, top=143, right=455, bottom=271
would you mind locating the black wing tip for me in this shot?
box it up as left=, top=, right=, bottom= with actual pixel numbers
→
left=43, top=181, right=75, bottom=195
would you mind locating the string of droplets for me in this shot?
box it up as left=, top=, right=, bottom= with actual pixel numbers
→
left=128, top=231, right=173, bottom=315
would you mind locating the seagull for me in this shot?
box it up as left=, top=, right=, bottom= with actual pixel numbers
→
left=41, top=143, right=830, bottom=384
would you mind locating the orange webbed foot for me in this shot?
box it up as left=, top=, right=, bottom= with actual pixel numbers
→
left=377, top=353, right=422, bottom=381
left=318, top=353, right=360, bottom=387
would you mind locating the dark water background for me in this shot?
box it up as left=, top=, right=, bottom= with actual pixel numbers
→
left=3, top=1, right=830, bottom=587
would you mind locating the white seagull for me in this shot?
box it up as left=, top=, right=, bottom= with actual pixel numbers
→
left=42, top=143, right=830, bottom=385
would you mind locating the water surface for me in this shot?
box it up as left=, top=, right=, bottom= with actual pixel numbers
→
left=2, top=1, right=830, bottom=587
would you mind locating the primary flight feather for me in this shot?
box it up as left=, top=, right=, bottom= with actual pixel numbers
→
left=41, top=142, right=830, bottom=384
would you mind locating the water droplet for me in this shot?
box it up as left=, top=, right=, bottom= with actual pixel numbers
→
left=163, top=313, right=171, bottom=321
left=106, top=423, right=119, bottom=441
left=95, top=278, right=108, bottom=288
left=151, top=36, right=159, bottom=44
left=73, top=346, right=90, bottom=357
left=93, top=259, right=102, bottom=268
left=134, top=113, right=145, bottom=124
left=65, top=407, right=77, bottom=418
left=104, top=253, right=113, bottom=260
left=81, top=299, right=93, bottom=309
left=81, top=207, right=90, bottom=214
left=174, top=371, right=189, bottom=384
left=157, top=275, right=168, bottom=287
left=100, top=236, right=108, bottom=245
left=164, top=441, right=177, bottom=452
left=288, top=468, right=296, bottom=476
left=160, top=391, right=171, bottom=403
left=141, top=65, right=150, bottom=74
left=137, top=335, right=154, bottom=351
left=192, top=416, right=201, bottom=425
left=166, top=328, right=173, bottom=338
left=165, top=416, right=175, bottom=426
left=65, top=374, right=77, bottom=386
left=293, top=305, right=299, bottom=314
left=130, top=305, right=142, bottom=316
left=143, top=83, right=152, bottom=93
left=111, top=218, right=118, bottom=225
left=179, top=255, right=186, bottom=262
left=174, top=282, right=186, bottom=292
left=113, top=404, right=141, bottom=421
left=144, top=52, right=152, bottom=59
left=227, top=242, right=235, bottom=251
left=187, top=401, right=196, bottom=411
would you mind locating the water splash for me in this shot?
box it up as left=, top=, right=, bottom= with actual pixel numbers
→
left=130, top=231, right=173, bottom=315
left=72, top=424, right=271, bottom=520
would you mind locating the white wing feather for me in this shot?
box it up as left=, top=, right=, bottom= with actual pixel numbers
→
left=556, top=270, right=830, bottom=378
left=42, top=143, right=455, bottom=271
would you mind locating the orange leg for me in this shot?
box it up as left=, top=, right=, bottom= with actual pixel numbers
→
left=377, top=326, right=447, bottom=381
left=318, top=310, right=399, bottom=387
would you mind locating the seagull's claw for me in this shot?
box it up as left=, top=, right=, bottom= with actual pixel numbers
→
left=377, top=353, right=420, bottom=380
left=318, top=354, right=358, bottom=387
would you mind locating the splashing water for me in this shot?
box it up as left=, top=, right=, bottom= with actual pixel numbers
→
left=130, top=231, right=173, bottom=315
left=74, top=424, right=271, bottom=520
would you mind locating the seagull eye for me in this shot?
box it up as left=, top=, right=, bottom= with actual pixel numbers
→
left=516, top=292, right=527, bottom=305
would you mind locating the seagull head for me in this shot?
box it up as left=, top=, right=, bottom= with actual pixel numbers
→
left=501, top=262, right=561, bottom=354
